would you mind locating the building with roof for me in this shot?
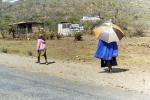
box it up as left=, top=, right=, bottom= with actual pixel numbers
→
left=11, top=21, right=44, bottom=34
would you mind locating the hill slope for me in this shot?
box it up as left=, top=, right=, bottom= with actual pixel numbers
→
left=0, top=0, right=150, bottom=33
left=2, top=0, right=149, bottom=22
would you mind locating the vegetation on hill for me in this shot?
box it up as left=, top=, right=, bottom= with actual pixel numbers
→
left=0, top=0, right=149, bottom=37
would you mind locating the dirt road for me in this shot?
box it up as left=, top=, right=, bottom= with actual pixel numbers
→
left=0, top=53, right=150, bottom=95
left=0, top=65, right=150, bottom=100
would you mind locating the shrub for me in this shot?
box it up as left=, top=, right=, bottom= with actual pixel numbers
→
left=74, top=32, right=83, bottom=41
left=49, top=33, right=55, bottom=40
left=1, top=48, right=8, bottom=53
left=82, top=30, right=93, bottom=35
left=27, top=50, right=33, bottom=56
left=56, top=34, right=62, bottom=40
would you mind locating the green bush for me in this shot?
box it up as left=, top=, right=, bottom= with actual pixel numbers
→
left=74, top=32, right=83, bottom=41
left=56, top=34, right=62, bottom=40
left=49, top=33, right=55, bottom=40
left=27, top=50, right=33, bottom=56
left=1, top=48, right=8, bottom=53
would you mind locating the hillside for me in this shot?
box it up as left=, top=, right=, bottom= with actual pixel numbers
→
left=0, top=0, right=150, bottom=34
left=2, top=0, right=148, bottom=22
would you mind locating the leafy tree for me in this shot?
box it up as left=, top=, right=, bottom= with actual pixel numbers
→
left=0, top=14, right=14, bottom=38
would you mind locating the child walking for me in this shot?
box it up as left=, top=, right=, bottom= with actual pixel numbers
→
left=36, top=34, right=48, bottom=65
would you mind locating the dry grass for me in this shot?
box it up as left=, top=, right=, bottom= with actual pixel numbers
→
left=0, top=36, right=96, bottom=61
left=118, top=37, right=150, bottom=69
left=0, top=36, right=150, bottom=69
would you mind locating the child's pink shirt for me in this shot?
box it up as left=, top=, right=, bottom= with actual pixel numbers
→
left=36, top=39, right=46, bottom=50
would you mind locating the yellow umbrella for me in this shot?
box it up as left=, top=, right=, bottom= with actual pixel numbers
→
left=93, top=26, right=107, bottom=39
left=93, top=23, right=125, bottom=43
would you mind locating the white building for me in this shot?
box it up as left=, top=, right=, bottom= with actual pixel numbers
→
left=81, top=16, right=101, bottom=22
left=58, top=22, right=84, bottom=36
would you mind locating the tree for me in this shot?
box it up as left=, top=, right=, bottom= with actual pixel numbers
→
left=9, top=26, right=16, bottom=38
left=0, top=14, right=14, bottom=38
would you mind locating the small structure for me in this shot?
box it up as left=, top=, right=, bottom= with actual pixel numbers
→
left=80, top=16, right=101, bottom=22
left=11, top=21, right=44, bottom=34
left=58, top=22, right=84, bottom=36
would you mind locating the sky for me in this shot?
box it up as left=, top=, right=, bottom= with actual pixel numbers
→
left=2, top=0, right=19, bottom=3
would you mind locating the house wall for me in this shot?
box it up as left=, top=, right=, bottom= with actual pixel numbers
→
left=58, top=23, right=84, bottom=36
left=32, top=24, right=43, bottom=33
left=58, top=24, right=72, bottom=36
left=81, top=16, right=101, bottom=22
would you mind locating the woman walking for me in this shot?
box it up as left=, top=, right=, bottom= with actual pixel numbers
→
left=95, top=39, right=118, bottom=72
left=36, top=34, right=48, bottom=65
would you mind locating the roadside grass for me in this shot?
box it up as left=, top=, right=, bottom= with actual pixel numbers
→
left=118, top=37, right=150, bottom=69
left=0, top=36, right=96, bottom=61
left=0, top=36, right=150, bottom=69
left=0, top=39, right=36, bottom=56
